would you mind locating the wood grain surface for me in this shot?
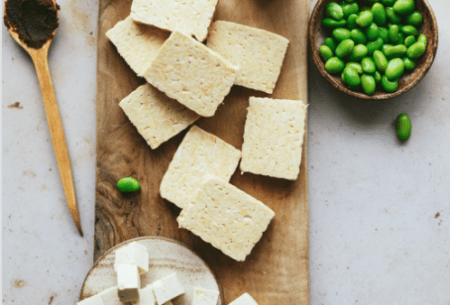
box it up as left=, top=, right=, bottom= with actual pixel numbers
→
left=94, top=0, right=310, bottom=304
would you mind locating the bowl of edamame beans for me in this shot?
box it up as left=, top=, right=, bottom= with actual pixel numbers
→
left=309, top=0, right=438, bottom=99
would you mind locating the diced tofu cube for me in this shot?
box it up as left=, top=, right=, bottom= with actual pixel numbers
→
left=192, top=287, right=220, bottom=305
left=114, top=241, right=149, bottom=275
left=152, top=273, right=185, bottom=304
left=132, top=284, right=157, bottom=305
left=228, top=293, right=259, bottom=305
left=116, top=264, right=141, bottom=302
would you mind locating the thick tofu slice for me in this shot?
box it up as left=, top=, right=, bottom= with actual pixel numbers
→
left=228, top=293, right=259, bottom=305
left=192, top=287, right=220, bottom=305
left=207, top=21, right=289, bottom=94
left=240, top=97, right=307, bottom=180
left=77, top=293, right=104, bottom=305
left=106, top=16, right=169, bottom=76
left=114, top=241, right=149, bottom=275
left=119, top=84, right=200, bottom=149
left=132, top=284, right=157, bottom=305
left=160, top=125, right=241, bottom=209
left=152, top=273, right=185, bottom=304
left=100, top=287, right=122, bottom=305
left=117, top=264, right=141, bottom=302
left=142, top=31, right=236, bottom=117
left=177, top=177, right=275, bottom=261
left=130, top=0, right=218, bottom=42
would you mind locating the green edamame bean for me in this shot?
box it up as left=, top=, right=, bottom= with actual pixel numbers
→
left=374, top=71, right=382, bottom=83
left=373, top=50, right=388, bottom=72
left=381, top=75, right=398, bottom=92
left=322, top=18, right=347, bottom=29
left=324, top=37, right=337, bottom=53
left=403, top=57, right=416, bottom=70
left=344, top=0, right=355, bottom=3
left=372, top=3, right=387, bottom=26
left=404, top=35, right=416, bottom=48
left=351, top=29, right=367, bottom=44
left=386, top=7, right=402, bottom=24
left=342, top=3, right=359, bottom=19
left=327, top=2, right=344, bottom=20
left=319, top=45, right=334, bottom=61
left=393, top=0, right=415, bottom=15
left=361, top=74, right=376, bottom=95
left=378, top=27, right=389, bottom=43
left=349, top=44, right=368, bottom=61
left=347, top=14, right=359, bottom=30
left=117, top=177, right=141, bottom=192
left=381, top=0, right=396, bottom=5
left=366, top=22, right=380, bottom=41
left=406, top=42, right=426, bottom=59
left=401, top=25, right=418, bottom=36
left=383, top=44, right=407, bottom=59
left=343, top=66, right=361, bottom=87
left=325, top=57, right=345, bottom=73
left=397, top=113, right=411, bottom=140
left=382, top=44, right=393, bottom=54
left=356, top=11, right=374, bottom=27
left=341, top=72, right=348, bottom=84
left=389, top=24, right=400, bottom=44
left=346, top=62, right=363, bottom=74
left=417, top=34, right=427, bottom=46
left=398, top=33, right=405, bottom=45
left=361, top=57, right=376, bottom=74
left=407, top=11, right=423, bottom=27
left=335, top=39, right=355, bottom=58
left=333, top=28, right=352, bottom=42
left=385, top=58, right=405, bottom=80
left=366, top=37, right=384, bottom=56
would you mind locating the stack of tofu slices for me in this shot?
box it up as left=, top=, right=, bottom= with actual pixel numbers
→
left=103, top=0, right=307, bottom=301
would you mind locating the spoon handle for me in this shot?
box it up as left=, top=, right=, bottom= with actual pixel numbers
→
left=30, top=48, right=83, bottom=236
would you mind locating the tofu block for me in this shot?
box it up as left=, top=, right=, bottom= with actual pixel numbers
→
left=152, top=273, right=185, bottom=304
left=240, top=97, right=307, bottom=180
left=77, top=293, right=104, bottom=305
left=114, top=241, right=149, bottom=274
left=130, top=0, right=218, bottom=42
left=142, top=31, right=236, bottom=117
left=119, top=84, right=200, bottom=149
left=177, top=177, right=275, bottom=261
left=132, top=284, right=157, bottom=305
left=116, top=264, right=141, bottom=302
left=192, top=287, right=220, bottom=305
left=106, top=16, right=169, bottom=76
left=207, top=21, right=289, bottom=94
left=100, top=287, right=122, bottom=305
left=228, top=293, right=259, bottom=305
left=160, top=125, right=241, bottom=209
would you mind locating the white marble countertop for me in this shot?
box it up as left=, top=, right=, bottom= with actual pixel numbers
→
left=2, top=0, right=449, bottom=304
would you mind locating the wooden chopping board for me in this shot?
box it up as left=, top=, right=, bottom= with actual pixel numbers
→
left=94, top=1, right=310, bottom=304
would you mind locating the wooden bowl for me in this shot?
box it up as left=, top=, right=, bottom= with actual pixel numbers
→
left=309, top=0, right=438, bottom=99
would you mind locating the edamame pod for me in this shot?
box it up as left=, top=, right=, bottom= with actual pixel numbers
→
left=388, top=24, right=400, bottom=44
left=381, top=75, right=398, bottom=92
left=351, top=29, right=367, bottom=44
left=322, top=18, right=347, bottom=29
left=342, top=3, right=359, bottom=19
left=406, top=42, right=426, bottom=59
left=385, top=58, right=405, bottom=80
left=362, top=57, right=376, bottom=74
left=374, top=71, right=382, bottom=83
left=397, top=114, right=411, bottom=140
left=356, top=11, right=373, bottom=27
left=349, top=44, right=368, bottom=61
left=361, top=74, right=376, bottom=95
left=324, top=37, right=338, bottom=52
left=404, top=35, right=416, bottom=48
left=366, top=38, right=384, bottom=56
left=378, top=27, right=389, bottom=43
left=346, top=62, right=363, bottom=74
left=335, top=39, right=355, bottom=58
left=333, top=28, right=352, bottom=41
left=372, top=3, right=387, bottom=26
left=117, top=177, right=141, bottom=192
left=343, top=66, right=361, bottom=87
left=407, top=11, right=423, bottom=27
left=403, top=57, right=416, bottom=70
left=327, top=2, right=344, bottom=20
left=373, top=50, right=388, bottom=72
left=325, top=57, right=345, bottom=73
left=347, top=14, right=359, bottom=30
left=386, top=7, right=402, bottom=23
left=319, top=45, right=334, bottom=61
left=401, top=25, right=418, bottom=36
left=393, top=0, right=415, bottom=15
left=366, top=22, right=380, bottom=41
left=383, top=44, right=407, bottom=59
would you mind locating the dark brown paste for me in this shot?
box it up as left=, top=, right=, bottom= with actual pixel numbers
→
left=4, top=0, right=59, bottom=49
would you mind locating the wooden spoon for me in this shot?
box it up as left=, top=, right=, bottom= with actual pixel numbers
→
left=4, top=0, right=83, bottom=236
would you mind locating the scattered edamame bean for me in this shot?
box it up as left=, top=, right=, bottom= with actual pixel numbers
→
left=333, top=28, right=352, bottom=41
left=325, top=57, right=345, bottom=73
left=346, top=62, right=363, bottom=74
left=383, top=44, right=407, bottom=59
left=361, top=57, right=376, bottom=74
left=374, top=71, right=382, bottom=83
left=319, top=45, right=334, bottom=61
left=347, top=14, right=359, bottom=30
left=324, top=37, right=337, bottom=52
left=385, top=58, right=405, bottom=80
left=401, top=25, right=418, bottom=36
left=372, top=3, right=387, bottom=26
left=389, top=24, right=400, bottom=44
left=397, top=114, right=411, bottom=140
left=351, top=29, right=367, bottom=44
left=404, top=35, right=416, bottom=48
left=381, top=75, right=398, bottom=92
left=327, top=2, right=344, bottom=20
left=406, top=11, right=423, bottom=27
left=117, top=177, right=141, bottom=192
left=361, top=74, right=376, bottom=95
left=366, top=37, right=384, bottom=56
left=406, top=42, right=426, bottom=59
left=378, top=27, right=389, bottom=43
left=386, top=7, right=402, bottom=23
left=356, top=11, right=373, bottom=27
left=335, top=39, right=355, bottom=58
left=394, top=0, right=415, bottom=15
left=343, top=66, right=361, bottom=87
left=373, top=50, right=388, bottom=72
left=366, top=22, right=380, bottom=41
left=349, top=44, right=368, bottom=61
left=322, top=18, right=347, bottom=29
left=403, top=57, right=416, bottom=70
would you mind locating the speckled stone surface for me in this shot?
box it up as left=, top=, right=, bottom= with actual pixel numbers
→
left=2, top=0, right=450, bottom=304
